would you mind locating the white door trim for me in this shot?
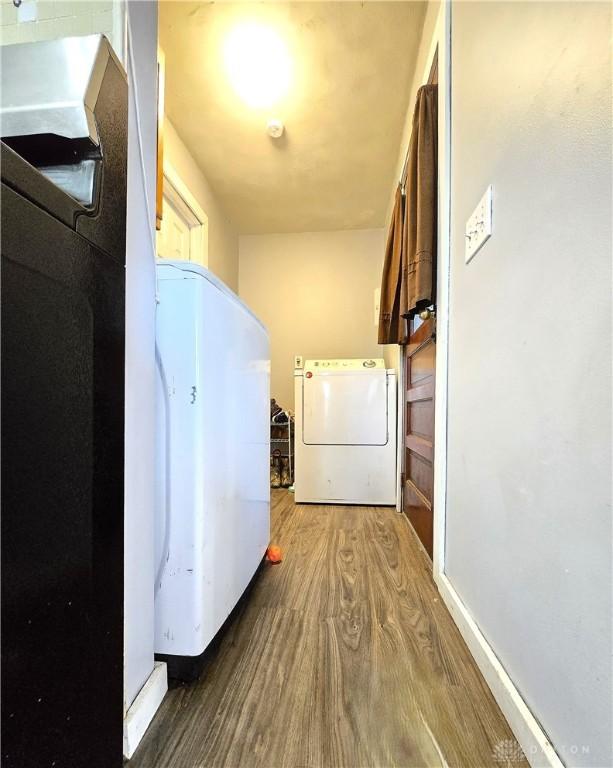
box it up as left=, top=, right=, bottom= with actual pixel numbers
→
left=161, top=161, right=209, bottom=267
left=123, top=661, right=168, bottom=759
left=431, top=0, right=451, bottom=580
left=395, top=348, right=404, bottom=512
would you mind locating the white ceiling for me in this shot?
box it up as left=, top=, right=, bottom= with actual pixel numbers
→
left=159, top=2, right=426, bottom=234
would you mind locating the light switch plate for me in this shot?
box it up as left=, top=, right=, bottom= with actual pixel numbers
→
left=294, top=355, right=303, bottom=369
left=465, top=185, right=493, bottom=263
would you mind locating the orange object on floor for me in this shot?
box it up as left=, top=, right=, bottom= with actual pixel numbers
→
left=266, top=545, right=283, bottom=564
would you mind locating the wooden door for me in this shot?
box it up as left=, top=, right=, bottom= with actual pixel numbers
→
left=402, top=314, right=436, bottom=557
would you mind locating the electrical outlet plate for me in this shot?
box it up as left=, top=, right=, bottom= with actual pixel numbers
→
left=465, top=185, right=493, bottom=263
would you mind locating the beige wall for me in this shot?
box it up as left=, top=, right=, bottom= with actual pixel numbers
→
left=164, top=119, right=239, bottom=291
left=445, top=3, right=611, bottom=765
left=384, top=0, right=440, bottom=226
left=239, top=228, right=385, bottom=410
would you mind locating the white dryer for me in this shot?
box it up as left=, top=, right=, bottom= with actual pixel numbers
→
left=294, top=358, right=396, bottom=505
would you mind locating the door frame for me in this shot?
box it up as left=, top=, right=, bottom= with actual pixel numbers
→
left=398, top=1, right=451, bottom=579
left=431, top=2, right=451, bottom=581
left=405, top=7, right=564, bottom=765
left=160, top=161, right=209, bottom=267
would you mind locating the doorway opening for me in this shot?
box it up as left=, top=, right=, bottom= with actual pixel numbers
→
left=399, top=46, right=441, bottom=560
left=156, top=165, right=209, bottom=266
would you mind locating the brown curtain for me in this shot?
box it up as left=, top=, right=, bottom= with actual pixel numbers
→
left=404, top=84, right=438, bottom=317
left=377, top=185, right=405, bottom=344
left=378, top=84, right=438, bottom=344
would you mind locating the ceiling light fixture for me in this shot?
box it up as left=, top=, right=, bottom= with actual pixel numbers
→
left=223, top=22, right=292, bottom=109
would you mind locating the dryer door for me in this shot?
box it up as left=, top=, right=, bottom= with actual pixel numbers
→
left=302, top=370, right=388, bottom=445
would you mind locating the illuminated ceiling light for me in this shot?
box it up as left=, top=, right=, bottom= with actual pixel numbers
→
left=223, top=22, right=292, bottom=109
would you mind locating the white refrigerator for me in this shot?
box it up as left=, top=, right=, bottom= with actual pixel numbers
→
left=154, top=260, right=270, bottom=663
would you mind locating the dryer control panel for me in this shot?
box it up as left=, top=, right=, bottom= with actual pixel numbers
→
left=305, top=358, right=385, bottom=371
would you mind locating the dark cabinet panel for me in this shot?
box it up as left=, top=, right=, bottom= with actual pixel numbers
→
left=1, top=184, right=125, bottom=768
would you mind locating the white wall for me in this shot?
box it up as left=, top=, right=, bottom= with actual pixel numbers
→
left=0, top=0, right=121, bottom=54
left=445, top=3, right=612, bottom=766
left=123, top=0, right=158, bottom=716
left=164, top=119, right=239, bottom=291
left=239, top=228, right=385, bottom=409
left=384, top=0, right=440, bottom=227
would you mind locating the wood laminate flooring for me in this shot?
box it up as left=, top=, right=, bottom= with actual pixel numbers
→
left=130, top=492, right=527, bottom=768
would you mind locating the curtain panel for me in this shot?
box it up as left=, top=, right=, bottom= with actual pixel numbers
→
left=378, top=84, right=438, bottom=345
left=377, top=185, right=405, bottom=344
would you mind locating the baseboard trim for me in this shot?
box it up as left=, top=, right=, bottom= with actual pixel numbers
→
left=123, top=661, right=168, bottom=759
left=434, top=573, right=564, bottom=768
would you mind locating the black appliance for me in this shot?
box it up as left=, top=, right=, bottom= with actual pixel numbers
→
left=1, top=35, right=127, bottom=768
